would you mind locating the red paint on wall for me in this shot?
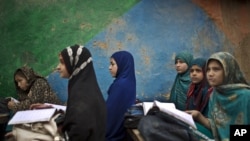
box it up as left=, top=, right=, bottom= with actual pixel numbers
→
left=193, top=0, right=250, bottom=81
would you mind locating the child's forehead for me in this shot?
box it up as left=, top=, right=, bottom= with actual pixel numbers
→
left=191, top=64, right=202, bottom=69
left=207, top=59, right=221, bottom=65
left=59, top=55, right=65, bottom=63
left=176, top=58, right=185, bottom=62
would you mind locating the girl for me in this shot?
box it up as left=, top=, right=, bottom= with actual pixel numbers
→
left=169, top=52, right=193, bottom=110
left=186, top=52, right=250, bottom=141
left=106, top=51, right=136, bottom=141
left=8, top=66, right=62, bottom=112
left=186, top=57, right=212, bottom=117
left=186, top=57, right=213, bottom=139
left=57, top=44, right=106, bottom=141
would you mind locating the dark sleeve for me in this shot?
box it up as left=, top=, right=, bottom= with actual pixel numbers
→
left=62, top=88, right=97, bottom=141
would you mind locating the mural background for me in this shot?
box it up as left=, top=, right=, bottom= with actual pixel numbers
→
left=1, top=0, right=249, bottom=102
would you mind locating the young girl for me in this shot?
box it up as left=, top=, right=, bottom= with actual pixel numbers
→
left=186, top=57, right=213, bottom=139
left=169, top=52, right=193, bottom=110
left=186, top=57, right=212, bottom=117
left=57, top=44, right=106, bottom=141
left=7, top=66, right=62, bottom=112
left=106, top=51, right=136, bottom=141
left=186, top=52, right=250, bottom=141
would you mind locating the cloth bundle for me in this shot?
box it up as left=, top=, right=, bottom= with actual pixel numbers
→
left=138, top=107, right=200, bottom=141
left=11, top=113, right=64, bottom=141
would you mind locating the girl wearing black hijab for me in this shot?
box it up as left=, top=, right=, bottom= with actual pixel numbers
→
left=57, top=44, right=106, bottom=141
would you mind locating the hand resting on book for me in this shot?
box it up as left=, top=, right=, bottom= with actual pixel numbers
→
left=30, top=103, right=53, bottom=110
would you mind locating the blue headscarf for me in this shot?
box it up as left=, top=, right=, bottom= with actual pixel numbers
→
left=169, top=52, right=193, bottom=110
left=186, top=58, right=211, bottom=117
left=106, top=51, right=136, bottom=141
left=207, top=52, right=250, bottom=141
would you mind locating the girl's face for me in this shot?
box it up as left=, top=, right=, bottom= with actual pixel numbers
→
left=175, top=59, right=188, bottom=74
left=56, top=54, right=70, bottom=78
left=109, top=58, right=118, bottom=77
left=15, top=74, right=29, bottom=91
left=190, top=65, right=204, bottom=84
left=206, top=60, right=224, bottom=87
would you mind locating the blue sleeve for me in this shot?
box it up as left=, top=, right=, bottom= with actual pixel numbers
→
left=106, top=84, right=133, bottom=140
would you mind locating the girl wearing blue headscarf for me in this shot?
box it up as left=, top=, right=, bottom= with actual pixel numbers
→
left=186, top=57, right=213, bottom=139
left=169, top=52, right=193, bottom=110
left=106, top=51, right=136, bottom=141
left=186, top=57, right=212, bottom=117
left=186, top=52, right=250, bottom=141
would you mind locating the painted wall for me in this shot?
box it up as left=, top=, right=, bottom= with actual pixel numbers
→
left=86, top=0, right=233, bottom=101
left=0, top=0, right=140, bottom=99
left=1, top=0, right=249, bottom=102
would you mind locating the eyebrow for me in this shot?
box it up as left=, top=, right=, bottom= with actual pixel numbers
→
left=59, top=58, right=64, bottom=63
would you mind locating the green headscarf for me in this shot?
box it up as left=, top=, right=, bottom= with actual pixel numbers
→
left=169, top=52, right=193, bottom=110
left=207, top=52, right=250, bottom=141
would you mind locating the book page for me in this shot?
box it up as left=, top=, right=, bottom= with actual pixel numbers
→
left=142, top=101, right=176, bottom=115
left=44, top=103, right=66, bottom=112
left=8, top=108, right=56, bottom=125
left=142, top=102, right=154, bottom=115
left=142, top=100, right=196, bottom=129
left=5, top=97, right=19, bottom=103
left=153, top=100, right=176, bottom=110
left=158, top=105, right=197, bottom=129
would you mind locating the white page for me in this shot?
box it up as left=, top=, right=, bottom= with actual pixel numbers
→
left=8, top=108, right=56, bottom=125
left=142, top=102, right=154, bottom=115
left=5, top=97, right=19, bottom=103
left=153, top=100, right=176, bottom=110
left=44, top=103, right=67, bottom=112
left=142, top=101, right=176, bottom=115
left=157, top=105, right=197, bottom=129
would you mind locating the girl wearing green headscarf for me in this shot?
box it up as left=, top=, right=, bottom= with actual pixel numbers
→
left=186, top=52, right=250, bottom=141
left=169, top=52, right=193, bottom=110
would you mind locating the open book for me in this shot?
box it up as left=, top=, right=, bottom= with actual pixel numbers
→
left=8, top=108, right=57, bottom=125
left=44, top=103, right=66, bottom=112
left=141, top=100, right=197, bottom=129
left=142, top=101, right=175, bottom=115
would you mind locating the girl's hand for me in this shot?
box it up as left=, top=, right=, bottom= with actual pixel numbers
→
left=29, top=103, right=53, bottom=110
left=186, top=110, right=211, bottom=129
left=7, top=100, right=15, bottom=110
left=185, top=110, right=201, bottom=121
left=5, top=131, right=13, bottom=139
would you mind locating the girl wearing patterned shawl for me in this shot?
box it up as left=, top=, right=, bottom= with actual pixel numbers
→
left=58, top=45, right=106, bottom=141
left=8, top=66, right=62, bottom=112
left=186, top=58, right=212, bottom=117
left=186, top=52, right=250, bottom=141
left=106, top=51, right=136, bottom=141
left=169, top=52, right=193, bottom=110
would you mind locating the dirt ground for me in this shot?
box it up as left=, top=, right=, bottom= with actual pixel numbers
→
left=193, top=0, right=250, bottom=81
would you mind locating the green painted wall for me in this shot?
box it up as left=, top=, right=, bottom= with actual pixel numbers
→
left=0, top=0, right=140, bottom=98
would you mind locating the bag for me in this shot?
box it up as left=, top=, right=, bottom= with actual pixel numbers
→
left=0, top=98, right=11, bottom=140
left=138, top=107, right=199, bottom=141
left=124, top=104, right=144, bottom=129
left=11, top=113, right=65, bottom=141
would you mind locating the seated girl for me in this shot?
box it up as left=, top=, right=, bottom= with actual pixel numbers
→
left=169, top=52, right=193, bottom=110
left=186, top=57, right=213, bottom=139
left=8, top=66, right=62, bottom=113
left=186, top=52, right=250, bottom=140
left=186, top=57, right=212, bottom=117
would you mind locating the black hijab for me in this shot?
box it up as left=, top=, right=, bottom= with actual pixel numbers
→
left=61, top=44, right=106, bottom=141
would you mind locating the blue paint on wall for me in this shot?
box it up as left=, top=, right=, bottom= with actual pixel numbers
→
left=48, top=0, right=233, bottom=102
left=47, top=72, right=68, bottom=104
